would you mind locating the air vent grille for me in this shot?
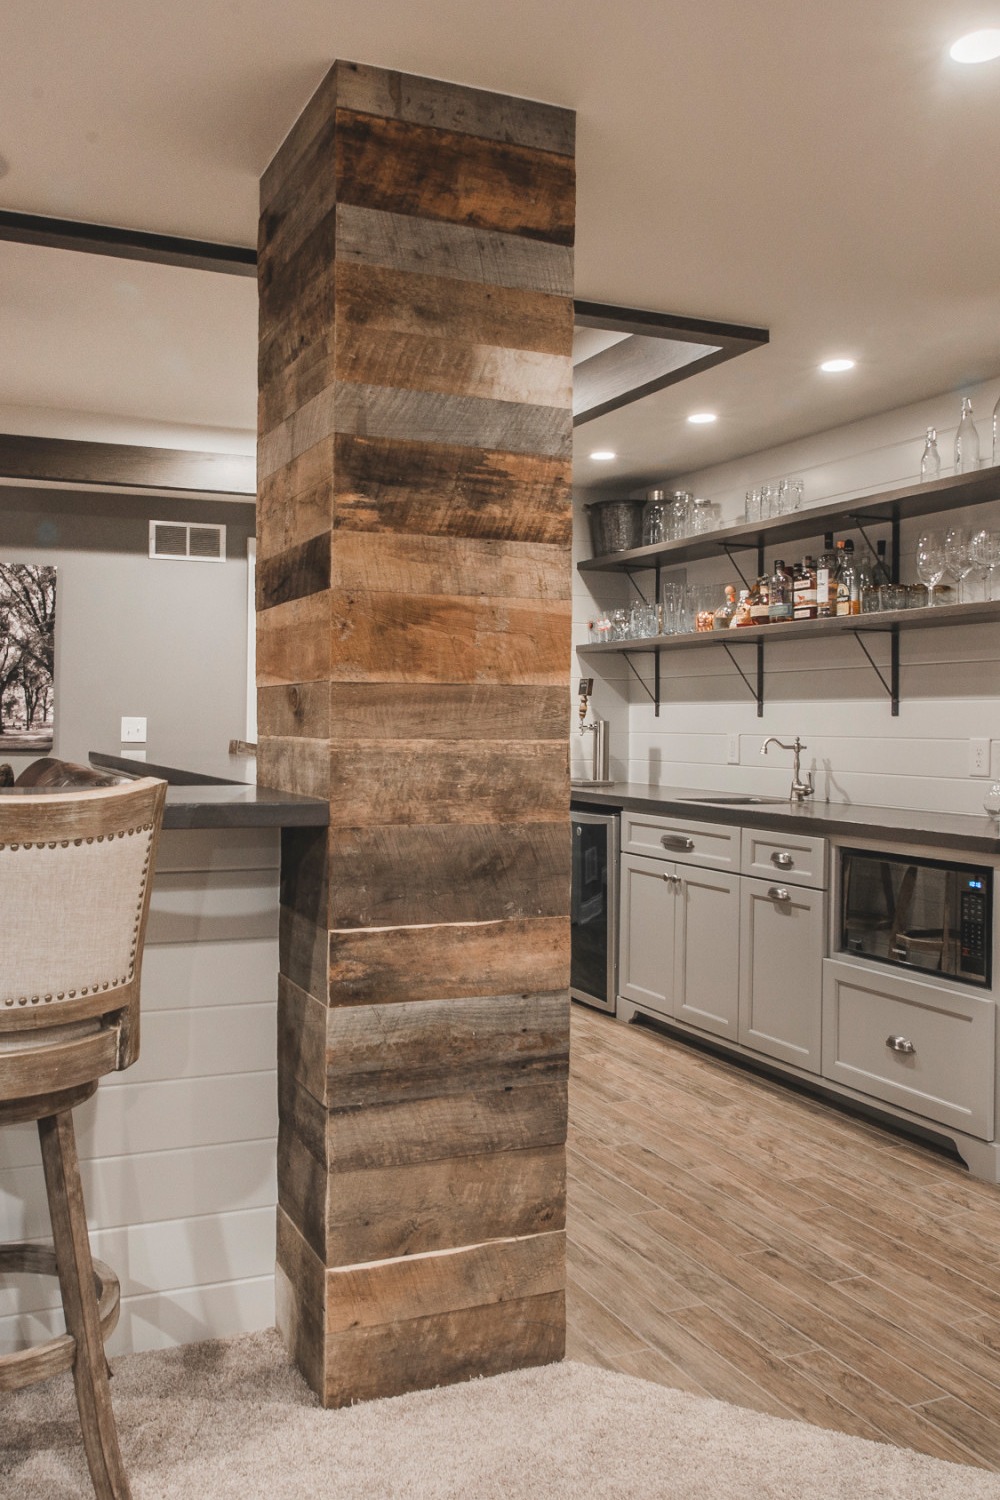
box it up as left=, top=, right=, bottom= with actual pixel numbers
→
left=149, top=521, right=226, bottom=562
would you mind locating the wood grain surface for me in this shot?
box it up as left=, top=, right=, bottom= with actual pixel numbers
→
left=568, top=1004, right=1000, bottom=1470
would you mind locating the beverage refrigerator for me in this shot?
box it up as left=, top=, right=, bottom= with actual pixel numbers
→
left=570, top=809, right=619, bottom=1013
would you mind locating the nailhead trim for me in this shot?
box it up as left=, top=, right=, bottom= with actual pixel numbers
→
left=0, top=822, right=156, bottom=1008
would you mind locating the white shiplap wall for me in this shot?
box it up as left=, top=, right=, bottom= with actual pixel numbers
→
left=0, top=827, right=279, bottom=1355
left=574, top=378, right=1000, bottom=814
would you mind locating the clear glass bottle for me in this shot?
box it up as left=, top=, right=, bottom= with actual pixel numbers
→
left=816, top=533, right=839, bottom=618
left=793, top=556, right=817, bottom=621
left=713, top=584, right=737, bottom=630
left=955, top=398, right=980, bottom=474
left=919, top=427, right=941, bottom=483
left=749, top=576, right=770, bottom=627
left=835, top=540, right=860, bottom=616
left=985, top=781, right=1000, bottom=817
left=730, top=588, right=753, bottom=627
left=768, top=560, right=794, bottom=623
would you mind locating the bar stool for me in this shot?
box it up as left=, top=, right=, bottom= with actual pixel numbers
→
left=0, top=776, right=166, bottom=1500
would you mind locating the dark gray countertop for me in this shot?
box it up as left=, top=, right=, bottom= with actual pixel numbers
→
left=89, top=747, right=329, bottom=829
left=569, top=781, right=1000, bottom=856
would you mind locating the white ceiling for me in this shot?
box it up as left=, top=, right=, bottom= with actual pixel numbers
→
left=4, top=0, right=1000, bottom=489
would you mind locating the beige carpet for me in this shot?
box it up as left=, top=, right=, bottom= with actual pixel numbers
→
left=3, top=1329, right=1000, bottom=1499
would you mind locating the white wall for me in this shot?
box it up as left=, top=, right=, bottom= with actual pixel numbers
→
left=573, top=377, right=1000, bottom=815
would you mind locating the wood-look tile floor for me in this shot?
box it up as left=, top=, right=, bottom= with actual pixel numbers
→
left=565, top=1003, right=1000, bottom=1471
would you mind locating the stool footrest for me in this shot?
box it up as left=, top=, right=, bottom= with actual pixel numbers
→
left=0, top=1243, right=121, bottom=1394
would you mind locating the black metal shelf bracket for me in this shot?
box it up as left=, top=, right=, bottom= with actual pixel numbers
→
left=622, top=651, right=658, bottom=708
left=718, top=542, right=755, bottom=592
left=624, top=567, right=650, bottom=604
left=852, top=625, right=900, bottom=715
left=722, top=638, right=765, bottom=717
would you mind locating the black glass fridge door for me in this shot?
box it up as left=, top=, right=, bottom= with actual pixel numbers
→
left=571, top=818, right=610, bottom=1004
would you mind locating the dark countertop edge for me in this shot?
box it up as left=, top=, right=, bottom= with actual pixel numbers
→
left=89, top=749, right=329, bottom=830
left=569, top=782, right=1000, bottom=856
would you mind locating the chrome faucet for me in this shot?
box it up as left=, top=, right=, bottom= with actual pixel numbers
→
left=761, top=735, right=814, bottom=802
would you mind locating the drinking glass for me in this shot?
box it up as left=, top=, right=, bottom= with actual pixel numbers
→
left=745, top=488, right=762, bottom=523
left=970, top=528, right=1000, bottom=601
left=915, top=531, right=946, bottom=605
left=943, top=526, right=974, bottom=604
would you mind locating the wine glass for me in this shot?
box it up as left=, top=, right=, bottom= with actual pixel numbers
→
left=915, top=531, right=945, bottom=605
left=943, top=526, right=974, bottom=604
left=970, top=528, right=1000, bottom=602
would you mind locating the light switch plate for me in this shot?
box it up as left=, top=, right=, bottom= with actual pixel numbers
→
left=969, top=737, right=991, bottom=777
left=121, top=716, right=147, bottom=744
left=726, top=733, right=740, bottom=765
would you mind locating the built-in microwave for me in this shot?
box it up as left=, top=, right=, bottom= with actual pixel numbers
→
left=839, top=849, right=992, bottom=988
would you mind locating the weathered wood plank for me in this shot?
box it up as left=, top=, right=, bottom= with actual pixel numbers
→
left=322, top=1291, right=565, bottom=1407
left=334, top=109, right=575, bottom=246
left=258, top=682, right=331, bottom=741
left=330, top=383, right=571, bottom=458
left=279, top=903, right=329, bottom=1004
left=280, top=1067, right=568, bottom=1171
left=329, top=592, right=570, bottom=686
left=326, top=1230, right=564, bottom=1332
left=330, top=532, right=569, bottom=601
left=335, top=205, right=574, bottom=296
left=337, top=331, right=569, bottom=409
left=257, top=386, right=337, bottom=482
left=256, top=438, right=334, bottom=559
left=282, top=985, right=570, bottom=1108
left=334, top=262, right=573, bottom=357
left=274, top=1231, right=326, bottom=1397
left=328, top=916, right=570, bottom=1006
left=257, top=533, right=331, bottom=611
left=256, top=592, right=330, bottom=686
left=331, top=433, right=571, bottom=544
left=327, top=683, right=567, bottom=741
left=257, top=737, right=330, bottom=801
left=327, top=822, right=571, bottom=927
left=260, top=68, right=338, bottom=209
left=332, top=62, right=575, bottom=157
left=327, top=742, right=568, bottom=826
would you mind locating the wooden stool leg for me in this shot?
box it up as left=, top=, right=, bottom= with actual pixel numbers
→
left=38, top=1111, right=131, bottom=1500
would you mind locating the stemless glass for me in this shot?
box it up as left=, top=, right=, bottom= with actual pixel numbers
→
left=943, top=526, right=974, bottom=604
left=915, top=531, right=946, bottom=605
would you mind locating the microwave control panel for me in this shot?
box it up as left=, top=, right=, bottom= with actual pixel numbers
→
left=960, top=880, right=989, bottom=980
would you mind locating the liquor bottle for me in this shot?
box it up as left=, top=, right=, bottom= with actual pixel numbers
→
left=955, top=399, right=980, bottom=474
left=713, top=584, right=737, bottom=630
left=835, top=540, right=860, bottom=616
left=872, top=538, right=892, bottom=586
left=816, top=533, right=839, bottom=618
left=730, top=589, right=753, bottom=627
left=919, top=428, right=941, bottom=483
left=768, top=560, right=794, bottom=623
left=749, top=576, right=770, bottom=627
left=793, top=556, right=817, bottom=621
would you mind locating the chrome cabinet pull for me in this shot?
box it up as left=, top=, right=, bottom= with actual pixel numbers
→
left=662, top=873, right=681, bottom=886
left=661, top=834, right=695, bottom=852
left=767, top=886, right=791, bottom=902
left=771, top=851, right=794, bottom=868
left=885, top=1035, right=916, bottom=1055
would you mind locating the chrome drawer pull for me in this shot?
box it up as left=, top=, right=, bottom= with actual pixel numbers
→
left=662, top=873, right=681, bottom=886
left=885, top=1035, right=916, bottom=1056
left=771, top=851, right=794, bottom=868
left=661, top=835, right=695, bottom=852
left=767, top=886, right=791, bottom=902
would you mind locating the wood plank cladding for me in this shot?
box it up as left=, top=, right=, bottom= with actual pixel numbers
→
left=258, top=58, right=573, bottom=1407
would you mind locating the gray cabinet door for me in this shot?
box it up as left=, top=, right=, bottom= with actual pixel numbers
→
left=674, top=866, right=741, bottom=1040
left=739, top=875, right=825, bottom=1071
left=619, top=852, right=679, bottom=1016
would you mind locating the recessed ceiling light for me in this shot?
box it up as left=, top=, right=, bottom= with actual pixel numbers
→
left=820, top=358, right=856, bottom=373
left=950, top=29, right=1000, bottom=63
left=687, top=412, right=717, bottom=425
left=589, top=450, right=617, bottom=461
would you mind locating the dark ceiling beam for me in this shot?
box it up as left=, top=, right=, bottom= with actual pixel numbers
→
left=0, top=434, right=256, bottom=497
left=0, top=210, right=257, bottom=277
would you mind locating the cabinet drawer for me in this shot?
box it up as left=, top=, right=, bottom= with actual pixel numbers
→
left=821, top=958, right=995, bottom=1139
left=621, top=811, right=738, bottom=870
left=741, top=828, right=827, bottom=889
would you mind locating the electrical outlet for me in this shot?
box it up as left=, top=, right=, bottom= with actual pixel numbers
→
left=121, top=716, right=147, bottom=744
left=969, top=737, right=991, bottom=777
left=726, top=733, right=740, bottom=765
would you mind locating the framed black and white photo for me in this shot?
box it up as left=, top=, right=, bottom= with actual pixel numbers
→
left=0, top=563, right=57, bottom=751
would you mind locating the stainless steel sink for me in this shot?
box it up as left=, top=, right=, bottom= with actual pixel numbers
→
left=677, top=794, right=789, bottom=805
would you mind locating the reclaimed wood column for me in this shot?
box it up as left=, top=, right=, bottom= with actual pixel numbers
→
left=255, top=61, right=575, bottom=1406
